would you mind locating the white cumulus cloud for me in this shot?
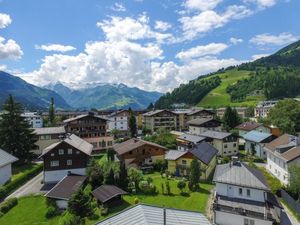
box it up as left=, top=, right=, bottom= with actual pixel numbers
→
left=251, top=53, right=270, bottom=60
left=154, top=20, right=171, bottom=31
left=176, top=43, right=228, bottom=60
left=229, top=37, right=243, bottom=45
left=250, top=32, right=299, bottom=46
left=184, top=0, right=223, bottom=11
left=244, top=0, right=277, bottom=9
left=0, top=13, right=11, bottom=29
left=35, top=44, right=76, bottom=52
left=111, top=3, right=126, bottom=12
left=0, top=36, right=23, bottom=60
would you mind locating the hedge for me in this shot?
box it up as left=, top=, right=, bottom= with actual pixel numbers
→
left=0, top=164, right=43, bottom=200
left=0, top=198, right=18, bottom=216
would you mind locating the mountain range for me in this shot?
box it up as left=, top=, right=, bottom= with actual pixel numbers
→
left=155, top=40, right=300, bottom=109
left=44, top=82, right=162, bottom=110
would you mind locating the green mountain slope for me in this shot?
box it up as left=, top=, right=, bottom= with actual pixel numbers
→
left=0, top=71, right=70, bottom=110
left=155, top=40, right=300, bottom=108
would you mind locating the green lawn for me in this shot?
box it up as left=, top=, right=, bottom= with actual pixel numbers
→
left=199, top=69, right=264, bottom=108
left=0, top=173, right=214, bottom=224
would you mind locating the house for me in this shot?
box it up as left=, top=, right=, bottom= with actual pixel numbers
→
left=40, top=134, right=93, bottom=183
left=113, top=138, right=167, bottom=168
left=45, top=174, right=86, bottom=209
left=95, top=204, right=212, bottom=225
left=187, top=108, right=215, bottom=121
left=176, top=133, right=206, bottom=151
left=187, top=118, right=222, bottom=135
left=108, top=110, right=131, bottom=137
left=32, top=126, right=66, bottom=155
left=255, top=100, right=278, bottom=118
left=92, top=185, right=127, bottom=207
left=165, top=142, right=218, bottom=180
left=235, top=122, right=271, bottom=137
left=21, top=112, right=43, bottom=128
left=143, top=110, right=177, bottom=133
left=265, top=134, right=300, bottom=185
left=199, top=131, right=239, bottom=156
left=0, top=148, right=18, bottom=185
left=173, top=109, right=190, bottom=131
left=213, top=161, right=281, bottom=225
left=243, top=131, right=274, bottom=159
left=216, top=107, right=248, bottom=119
left=63, top=112, right=113, bottom=153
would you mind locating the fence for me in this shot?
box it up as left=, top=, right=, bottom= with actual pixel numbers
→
left=281, top=189, right=300, bottom=214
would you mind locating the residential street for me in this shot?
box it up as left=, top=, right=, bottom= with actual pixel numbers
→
left=5, top=172, right=50, bottom=199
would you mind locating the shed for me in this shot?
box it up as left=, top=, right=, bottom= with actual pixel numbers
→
left=92, top=185, right=127, bottom=206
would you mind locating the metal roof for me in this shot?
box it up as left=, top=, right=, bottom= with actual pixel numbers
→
left=177, top=133, right=206, bottom=143
left=0, top=148, right=18, bottom=168
left=213, top=162, right=269, bottom=191
left=95, top=204, right=212, bottom=225
left=34, top=126, right=66, bottom=135
left=190, top=142, right=218, bottom=165
left=165, top=150, right=187, bottom=160
left=92, top=185, right=127, bottom=203
left=199, top=131, right=232, bottom=140
left=40, top=134, right=93, bottom=157
left=45, top=175, right=86, bottom=200
left=243, top=130, right=272, bottom=143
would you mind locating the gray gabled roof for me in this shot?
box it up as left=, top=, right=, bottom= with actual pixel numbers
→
left=199, top=130, right=232, bottom=140
left=92, top=185, right=127, bottom=203
left=40, top=134, right=93, bottom=157
left=0, top=148, right=18, bottom=168
left=187, top=118, right=220, bottom=127
left=165, top=150, right=187, bottom=160
left=190, top=142, right=218, bottom=165
left=213, top=162, right=269, bottom=191
left=243, top=131, right=272, bottom=143
left=177, top=133, right=206, bottom=143
left=95, top=204, right=212, bottom=225
left=63, top=114, right=107, bottom=123
left=34, top=126, right=66, bottom=135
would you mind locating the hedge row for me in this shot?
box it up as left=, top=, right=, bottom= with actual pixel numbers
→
left=0, top=198, right=18, bottom=217
left=0, top=164, right=43, bottom=199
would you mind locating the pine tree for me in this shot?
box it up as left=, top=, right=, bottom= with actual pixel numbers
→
left=0, top=95, right=35, bottom=163
left=68, top=188, right=93, bottom=218
left=48, top=97, right=55, bottom=126
left=117, top=162, right=128, bottom=190
left=105, top=168, right=115, bottom=185
left=222, top=106, right=241, bottom=131
left=189, top=159, right=201, bottom=191
left=147, top=103, right=154, bottom=110
left=128, top=107, right=137, bottom=138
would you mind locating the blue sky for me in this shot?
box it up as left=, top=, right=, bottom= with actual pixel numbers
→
left=0, top=0, right=299, bottom=92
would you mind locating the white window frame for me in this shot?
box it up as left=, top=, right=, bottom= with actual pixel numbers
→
left=50, top=161, right=59, bottom=167
left=58, top=149, right=64, bottom=155
left=68, top=148, right=73, bottom=154
left=67, top=160, right=72, bottom=166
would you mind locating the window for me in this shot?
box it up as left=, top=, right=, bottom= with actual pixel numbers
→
left=67, top=160, right=72, bottom=166
left=224, top=144, right=227, bottom=148
left=51, top=153, right=55, bottom=156
left=247, top=189, right=251, bottom=197
left=239, top=188, right=243, bottom=196
left=182, top=160, right=187, bottom=164
left=58, top=149, right=64, bottom=155
left=142, top=149, right=145, bottom=155
left=129, top=151, right=132, bottom=155
left=233, top=143, right=237, bottom=147
left=50, top=161, right=59, bottom=167
left=68, top=149, right=73, bottom=154
left=76, top=151, right=80, bottom=154
left=244, top=218, right=255, bottom=225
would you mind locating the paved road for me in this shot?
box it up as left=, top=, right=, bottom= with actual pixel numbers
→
left=6, top=172, right=46, bottom=199
left=281, top=203, right=300, bottom=225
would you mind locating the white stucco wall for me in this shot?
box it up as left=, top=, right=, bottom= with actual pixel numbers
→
left=0, top=164, right=12, bottom=185
left=215, top=211, right=273, bottom=225
left=266, top=152, right=289, bottom=185
left=44, top=168, right=86, bottom=183
left=108, top=116, right=129, bottom=131
left=216, top=183, right=266, bottom=202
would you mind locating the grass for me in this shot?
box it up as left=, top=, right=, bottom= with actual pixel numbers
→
left=124, top=173, right=213, bottom=212
left=0, top=172, right=214, bottom=224
left=199, top=69, right=264, bottom=108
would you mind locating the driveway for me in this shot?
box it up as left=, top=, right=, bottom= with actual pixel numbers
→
left=5, top=172, right=53, bottom=199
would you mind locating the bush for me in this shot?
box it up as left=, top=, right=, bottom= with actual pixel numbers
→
left=0, top=186, right=6, bottom=200
left=3, top=164, right=43, bottom=198
left=153, top=160, right=168, bottom=172
left=45, top=206, right=59, bottom=218
left=59, top=211, right=85, bottom=225
left=134, top=198, right=139, bottom=204
left=0, top=198, right=18, bottom=214
left=0, top=211, right=4, bottom=218
left=139, top=181, right=157, bottom=194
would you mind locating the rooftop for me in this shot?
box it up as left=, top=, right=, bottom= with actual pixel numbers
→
left=187, top=118, right=220, bottom=126
left=213, top=162, right=269, bottom=191
left=63, top=113, right=107, bottom=123
left=34, top=126, right=66, bottom=135
left=235, top=122, right=262, bottom=131
left=199, top=130, right=232, bottom=140
left=45, top=175, right=86, bottom=200
left=40, top=134, right=93, bottom=157
left=0, top=148, right=18, bottom=168
left=95, top=204, right=212, bottom=225
left=143, top=109, right=176, bottom=117
left=114, top=138, right=167, bottom=155
left=92, top=185, right=127, bottom=203
left=190, top=142, right=218, bottom=165
left=165, top=150, right=187, bottom=160
left=177, top=133, right=206, bottom=143
left=243, top=131, right=272, bottom=143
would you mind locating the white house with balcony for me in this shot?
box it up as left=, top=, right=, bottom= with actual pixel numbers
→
left=213, top=160, right=281, bottom=225
left=21, top=112, right=43, bottom=128
left=264, top=134, right=300, bottom=185
left=108, top=110, right=131, bottom=136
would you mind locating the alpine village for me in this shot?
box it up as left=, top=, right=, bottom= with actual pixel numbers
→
left=1, top=1, right=300, bottom=225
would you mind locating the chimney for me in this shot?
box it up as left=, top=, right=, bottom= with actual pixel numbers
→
left=163, top=207, right=166, bottom=225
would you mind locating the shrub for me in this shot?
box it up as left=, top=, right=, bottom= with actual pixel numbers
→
left=0, top=211, right=4, bottom=218
left=134, top=198, right=139, bottom=204
left=45, top=206, right=59, bottom=218
left=153, top=160, right=168, bottom=172
left=0, top=198, right=18, bottom=214
left=0, top=186, right=7, bottom=200
left=177, top=180, right=186, bottom=194
left=139, top=181, right=156, bottom=194
left=59, top=211, right=85, bottom=225
left=165, top=181, right=171, bottom=195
